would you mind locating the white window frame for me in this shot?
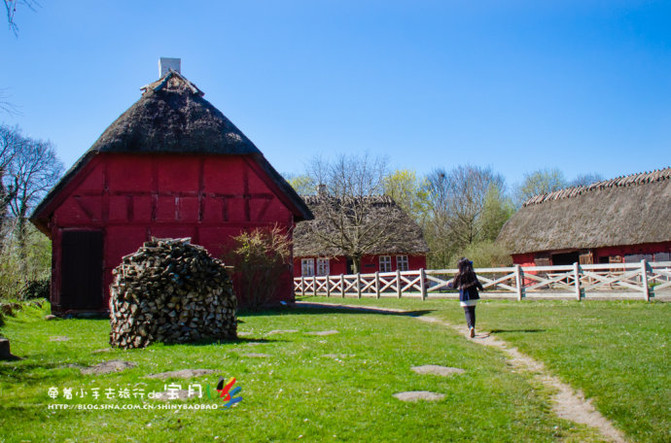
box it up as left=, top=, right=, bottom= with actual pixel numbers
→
left=316, top=258, right=330, bottom=276
left=396, top=255, right=409, bottom=272
left=301, top=258, right=315, bottom=277
left=379, top=255, right=392, bottom=273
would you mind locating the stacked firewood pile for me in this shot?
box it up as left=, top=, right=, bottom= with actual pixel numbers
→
left=109, top=238, right=237, bottom=349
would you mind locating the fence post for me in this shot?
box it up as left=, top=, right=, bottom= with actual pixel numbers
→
left=326, top=274, right=331, bottom=298
left=313, top=276, right=317, bottom=297
left=420, top=268, right=427, bottom=300
left=357, top=273, right=362, bottom=299
left=301, top=277, right=305, bottom=296
left=514, top=265, right=524, bottom=301
left=573, top=262, right=582, bottom=301
left=641, top=259, right=651, bottom=301
left=340, top=274, right=345, bottom=298
left=396, top=269, right=402, bottom=298
left=375, top=271, right=381, bottom=299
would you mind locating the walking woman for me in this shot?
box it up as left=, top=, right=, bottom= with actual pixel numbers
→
left=451, top=257, right=483, bottom=338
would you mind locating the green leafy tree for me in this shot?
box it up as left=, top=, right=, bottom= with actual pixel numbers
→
left=478, top=184, right=515, bottom=242
left=458, top=240, right=512, bottom=268
left=515, top=168, right=566, bottom=207
left=383, top=169, right=430, bottom=224
left=284, top=173, right=316, bottom=196
left=0, top=223, right=51, bottom=300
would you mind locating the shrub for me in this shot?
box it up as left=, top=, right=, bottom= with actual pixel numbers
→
left=20, top=279, right=50, bottom=300
left=225, top=226, right=292, bottom=311
left=0, top=249, right=22, bottom=301
left=455, top=240, right=513, bottom=268
left=0, top=224, right=52, bottom=301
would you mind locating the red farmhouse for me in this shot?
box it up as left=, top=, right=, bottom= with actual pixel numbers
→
left=30, top=60, right=312, bottom=314
left=292, top=195, right=428, bottom=277
left=497, top=167, right=671, bottom=266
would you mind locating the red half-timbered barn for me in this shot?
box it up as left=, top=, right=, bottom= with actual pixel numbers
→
left=30, top=62, right=312, bottom=314
left=497, top=167, right=671, bottom=266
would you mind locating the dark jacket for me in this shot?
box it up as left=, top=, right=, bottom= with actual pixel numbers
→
left=456, top=279, right=483, bottom=302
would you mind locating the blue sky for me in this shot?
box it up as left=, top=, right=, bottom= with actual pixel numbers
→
left=2, top=1, right=670, bottom=190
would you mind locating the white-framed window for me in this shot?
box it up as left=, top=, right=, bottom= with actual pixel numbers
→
left=316, top=258, right=330, bottom=276
left=379, top=255, right=392, bottom=273
left=301, top=258, right=315, bottom=277
left=624, top=254, right=653, bottom=263
left=655, top=252, right=670, bottom=262
left=396, top=255, right=409, bottom=272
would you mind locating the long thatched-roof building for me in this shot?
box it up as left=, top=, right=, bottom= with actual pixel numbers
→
left=497, top=167, right=671, bottom=265
left=31, top=59, right=312, bottom=314
left=293, top=195, right=429, bottom=276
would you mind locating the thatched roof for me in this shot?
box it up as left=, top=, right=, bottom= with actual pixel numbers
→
left=91, top=70, right=259, bottom=155
left=31, top=70, right=312, bottom=231
left=497, top=167, right=671, bottom=254
left=293, top=195, right=429, bottom=257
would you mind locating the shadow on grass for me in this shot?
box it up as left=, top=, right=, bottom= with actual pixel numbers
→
left=179, top=336, right=281, bottom=347
left=95, top=336, right=285, bottom=350
left=489, top=329, right=546, bottom=334
left=238, top=302, right=435, bottom=319
left=0, top=360, right=67, bottom=383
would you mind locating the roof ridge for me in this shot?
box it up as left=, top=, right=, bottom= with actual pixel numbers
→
left=522, top=166, right=671, bottom=207
left=140, top=70, right=204, bottom=96
left=294, top=194, right=428, bottom=256
left=302, top=194, right=396, bottom=205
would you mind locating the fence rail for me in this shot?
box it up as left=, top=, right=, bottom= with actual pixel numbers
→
left=294, top=260, right=671, bottom=301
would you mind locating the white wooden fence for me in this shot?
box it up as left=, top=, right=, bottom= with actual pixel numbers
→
left=294, top=260, right=671, bottom=301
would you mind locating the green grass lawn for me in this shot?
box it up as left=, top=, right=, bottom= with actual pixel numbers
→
left=0, top=301, right=608, bottom=442
left=304, top=296, right=671, bottom=443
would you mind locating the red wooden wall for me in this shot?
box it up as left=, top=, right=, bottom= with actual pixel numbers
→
left=293, top=254, right=427, bottom=277
left=47, top=153, right=297, bottom=312
left=512, top=241, right=671, bottom=266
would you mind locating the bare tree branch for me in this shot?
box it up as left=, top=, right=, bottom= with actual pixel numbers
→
left=0, top=124, right=23, bottom=238
left=4, top=0, right=40, bottom=35
left=8, top=137, right=62, bottom=221
left=424, top=165, right=506, bottom=264
left=298, top=154, right=425, bottom=273
left=0, top=127, right=62, bottom=271
left=0, top=89, right=20, bottom=115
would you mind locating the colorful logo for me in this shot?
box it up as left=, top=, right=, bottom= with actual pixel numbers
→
left=207, top=377, right=242, bottom=409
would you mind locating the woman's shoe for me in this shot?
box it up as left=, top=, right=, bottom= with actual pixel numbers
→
left=469, top=327, right=475, bottom=338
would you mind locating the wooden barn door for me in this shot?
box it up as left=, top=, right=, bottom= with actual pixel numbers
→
left=60, top=230, right=103, bottom=310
